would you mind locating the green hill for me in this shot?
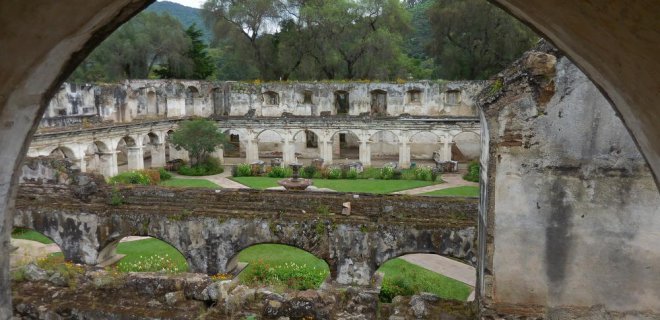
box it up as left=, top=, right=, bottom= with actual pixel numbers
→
left=145, top=1, right=213, bottom=43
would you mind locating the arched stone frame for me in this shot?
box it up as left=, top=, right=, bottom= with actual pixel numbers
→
left=330, top=129, right=362, bottom=162
left=405, top=88, right=424, bottom=105
left=146, top=89, right=157, bottom=116
left=1, top=1, right=660, bottom=318
left=96, top=234, right=190, bottom=272
left=184, top=86, right=199, bottom=115
left=368, top=130, right=400, bottom=162
left=225, top=242, right=332, bottom=280
left=409, top=131, right=442, bottom=161
left=83, top=140, right=110, bottom=175
left=255, top=129, right=285, bottom=162
left=291, top=129, right=321, bottom=161
left=452, top=131, right=481, bottom=162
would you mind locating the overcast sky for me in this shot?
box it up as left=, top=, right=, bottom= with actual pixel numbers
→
left=160, top=0, right=204, bottom=9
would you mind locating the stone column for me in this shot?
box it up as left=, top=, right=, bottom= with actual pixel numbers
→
left=398, top=142, right=411, bottom=168
left=246, top=139, right=259, bottom=163
left=332, top=137, right=341, bottom=157
left=74, top=157, right=87, bottom=173
left=359, top=140, right=372, bottom=167
left=150, top=143, right=166, bottom=168
left=441, top=137, right=453, bottom=161
left=282, top=139, right=295, bottom=165
left=321, top=140, right=333, bottom=165
left=126, top=146, right=144, bottom=170
left=98, top=151, right=118, bottom=178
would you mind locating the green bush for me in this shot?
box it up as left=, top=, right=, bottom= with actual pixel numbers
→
left=327, top=168, right=342, bottom=179
left=414, top=167, right=433, bottom=181
left=109, top=170, right=153, bottom=185
left=379, top=276, right=417, bottom=303
left=302, top=165, right=317, bottom=179
left=177, top=158, right=224, bottom=176
left=241, top=260, right=328, bottom=291
left=158, top=168, right=172, bottom=181
left=359, top=167, right=381, bottom=179
left=463, top=161, right=480, bottom=182
left=345, top=168, right=359, bottom=179
left=233, top=163, right=253, bottom=177
left=267, top=166, right=293, bottom=178
left=380, top=166, right=395, bottom=180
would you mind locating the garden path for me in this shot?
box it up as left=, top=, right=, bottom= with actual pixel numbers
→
left=392, top=173, right=478, bottom=195
left=171, top=171, right=249, bottom=189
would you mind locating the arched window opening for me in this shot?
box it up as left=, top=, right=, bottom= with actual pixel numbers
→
left=332, top=131, right=360, bottom=163
left=370, top=89, right=388, bottom=116
left=445, top=90, right=461, bottom=105
left=376, top=253, right=475, bottom=303
left=263, top=91, right=279, bottom=106
left=98, top=236, right=188, bottom=273
left=303, top=90, right=313, bottom=104
left=407, top=89, right=422, bottom=104
left=230, top=244, right=330, bottom=290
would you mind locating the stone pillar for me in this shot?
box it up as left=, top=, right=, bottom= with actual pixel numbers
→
left=99, top=151, right=118, bottom=178
left=332, top=137, right=341, bottom=157
left=150, top=143, right=166, bottom=168
left=246, top=139, right=259, bottom=163
left=359, top=140, right=371, bottom=167
left=74, top=157, right=87, bottom=173
left=126, top=146, right=144, bottom=170
left=321, top=140, right=333, bottom=165
left=442, top=138, right=453, bottom=161
left=282, top=139, right=296, bottom=165
left=398, top=142, right=411, bottom=168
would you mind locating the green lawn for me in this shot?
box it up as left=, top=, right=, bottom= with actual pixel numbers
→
left=160, top=178, right=220, bottom=188
left=115, top=238, right=189, bottom=273
left=11, top=229, right=54, bottom=244
left=232, top=177, right=438, bottom=194
left=378, top=258, right=472, bottom=302
left=422, top=186, right=479, bottom=197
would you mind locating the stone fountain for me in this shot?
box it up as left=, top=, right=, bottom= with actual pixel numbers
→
left=278, top=163, right=312, bottom=191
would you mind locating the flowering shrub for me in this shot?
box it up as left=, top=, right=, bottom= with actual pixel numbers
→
left=241, top=260, right=329, bottom=290
left=233, top=163, right=253, bottom=177
left=116, top=253, right=183, bottom=273
left=380, top=166, right=396, bottom=180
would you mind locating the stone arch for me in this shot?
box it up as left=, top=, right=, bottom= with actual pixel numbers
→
left=374, top=253, right=476, bottom=302
left=116, top=136, right=137, bottom=172
left=146, top=90, right=157, bottom=116
left=10, top=227, right=63, bottom=262
left=334, top=90, right=350, bottom=115
left=48, top=145, right=76, bottom=159
left=369, top=130, right=400, bottom=161
left=452, top=131, right=481, bottom=161
left=330, top=130, right=360, bottom=162
left=97, top=235, right=190, bottom=272
left=410, top=131, right=441, bottom=160
left=83, top=140, right=110, bottom=175
left=225, top=242, right=331, bottom=280
left=370, top=89, right=388, bottom=116
left=292, top=129, right=320, bottom=160
left=185, top=86, right=199, bottom=115
left=256, top=129, right=284, bottom=160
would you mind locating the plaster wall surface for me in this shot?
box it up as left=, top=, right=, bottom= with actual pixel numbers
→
left=480, top=51, right=660, bottom=317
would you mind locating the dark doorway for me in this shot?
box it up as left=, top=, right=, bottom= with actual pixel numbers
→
left=335, top=91, right=349, bottom=114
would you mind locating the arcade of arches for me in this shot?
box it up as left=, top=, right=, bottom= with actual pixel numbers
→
left=1, top=0, right=660, bottom=318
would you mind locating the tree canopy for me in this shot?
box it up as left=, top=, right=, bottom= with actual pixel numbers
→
left=70, top=0, right=538, bottom=82
left=169, top=118, right=229, bottom=166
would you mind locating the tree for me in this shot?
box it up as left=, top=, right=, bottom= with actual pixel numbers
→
left=69, top=12, right=191, bottom=82
left=170, top=119, right=229, bottom=166
left=427, top=0, right=538, bottom=79
left=156, top=23, right=215, bottom=79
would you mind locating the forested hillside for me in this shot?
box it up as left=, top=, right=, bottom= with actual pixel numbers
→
left=70, top=0, right=538, bottom=83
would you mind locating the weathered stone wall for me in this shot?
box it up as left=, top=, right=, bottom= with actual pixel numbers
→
left=15, top=184, right=477, bottom=286
left=41, top=80, right=487, bottom=126
left=477, top=44, right=660, bottom=318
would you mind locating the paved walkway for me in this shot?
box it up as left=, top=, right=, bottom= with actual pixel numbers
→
left=171, top=170, right=249, bottom=189
left=392, top=173, right=478, bottom=195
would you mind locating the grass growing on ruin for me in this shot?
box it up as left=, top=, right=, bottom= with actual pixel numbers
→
left=422, top=186, right=479, bottom=197
left=160, top=178, right=220, bottom=188
left=237, top=244, right=330, bottom=290
left=11, top=228, right=54, bottom=244
left=114, top=238, right=188, bottom=273
left=231, top=177, right=437, bottom=194
left=378, top=258, right=472, bottom=302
